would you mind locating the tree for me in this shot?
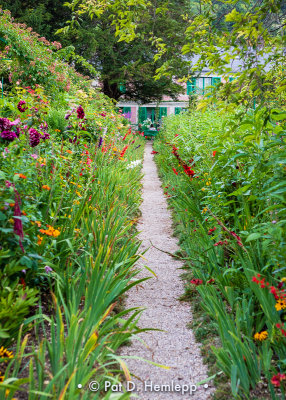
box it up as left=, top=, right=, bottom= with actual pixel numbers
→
left=1, top=0, right=191, bottom=103
left=176, top=0, right=286, bottom=110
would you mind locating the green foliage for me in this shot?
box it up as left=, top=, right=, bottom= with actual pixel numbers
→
left=0, top=11, right=147, bottom=397
left=154, top=106, right=286, bottom=398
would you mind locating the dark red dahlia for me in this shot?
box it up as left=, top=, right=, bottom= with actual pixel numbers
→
left=1, top=130, right=17, bottom=141
left=77, top=105, right=85, bottom=119
left=29, top=128, right=41, bottom=147
left=17, top=100, right=28, bottom=113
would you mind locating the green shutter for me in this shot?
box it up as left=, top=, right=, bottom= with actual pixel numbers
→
left=175, top=107, right=182, bottom=115
left=138, top=107, right=147, bottom=124
left=159, top=107, right=167, bottom=119
left=123, top=106, right=131, bottom=113
left=211, top=77, right=221, bottom=86
left=187, top=78, right=196, bottom=95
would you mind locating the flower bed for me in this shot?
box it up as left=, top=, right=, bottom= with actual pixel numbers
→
left=0, top=11, right=146, bottom=398
left=153, top=107, right=286, bottom=399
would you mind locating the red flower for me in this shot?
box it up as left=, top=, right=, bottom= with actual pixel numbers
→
left=151, top=150, right=159, bottom=154
left=190, top=279, right=203, bottom=286
left=175, top=134, right=179, bottom=137
left=208, top=227, right=217, bottom=235
left=172, top=168, right=178, bottom=175
left=120, top=145, right=129, bottom=157
left=271, top=373, right=286, bottom=387
left=212, top=151, right=217, bottom=157
left=183, top=165, right=195, bottom=176
left=214, top=240, right=228, bottom=246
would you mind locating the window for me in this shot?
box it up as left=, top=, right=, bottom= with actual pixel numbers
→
left=175, top=107, right=188, bottom=115
left=211, top=77, right=221, bottom=86
left=187, top=78, right=196, bottom=95
left=122, top=106, right=131, bottom=119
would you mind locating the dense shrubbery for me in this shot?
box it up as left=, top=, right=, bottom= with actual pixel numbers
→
left=0, top=8, right=146, bottom=398
left=154, top=107, right=286, bottom=398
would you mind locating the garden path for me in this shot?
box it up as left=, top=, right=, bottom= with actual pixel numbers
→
left=120, top=142, right=213, bottom=399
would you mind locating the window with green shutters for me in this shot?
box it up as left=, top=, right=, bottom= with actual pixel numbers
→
left=138, top=107, right=148, bottom=124
left=187, top=78, right=196, bottom=95
left=175, top=107, right=181, bottom=115
left=159, top=107, right=167, bottom=119
left=211, top=77, right=221, bottom=86
left=123, top=106, right=131, bottom=114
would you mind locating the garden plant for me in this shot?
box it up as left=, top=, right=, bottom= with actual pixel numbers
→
left=0, top=8, right=147, bottom=399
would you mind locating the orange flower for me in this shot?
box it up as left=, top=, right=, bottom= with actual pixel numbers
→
left=39, top=225, right=60, bottom=238
left=22, top=211, right=27, bottom=216
left=42, top=185, right=51, bottom=190
left=9, top=203, right=15, bottom=207
left=37, top=235, right=43, bottom=245
left=31, top=220, right=42, bottom=227
left=66, top=150, right=73, bottom=154
left=15, top=173, right=27, bottom=179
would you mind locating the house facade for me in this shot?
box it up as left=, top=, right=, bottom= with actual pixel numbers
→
left=116, top=75, right=225, bottom=127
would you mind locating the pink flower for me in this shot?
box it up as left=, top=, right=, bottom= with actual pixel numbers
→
left=31, top=154, right=38, bottom=159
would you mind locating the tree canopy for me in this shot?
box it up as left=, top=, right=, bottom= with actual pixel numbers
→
left=1, top=0, right=190, bottom=103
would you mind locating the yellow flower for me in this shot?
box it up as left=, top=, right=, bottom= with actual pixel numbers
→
left=37, top=235, right=43, bottom=245
left=281, top=278, right=286, bottom=283
left=275, top=299, right=286, bottom=311
left=76, top=191, right=82, bottom=197
left=0, top=346, right=14, bottom=361
left=38, top=157, right=46, bottom=165
left=202, top=207, right=208, bottom=214
left=254, top=331, right=268, bottom=341
left=201, top=188, right=206, bottom=191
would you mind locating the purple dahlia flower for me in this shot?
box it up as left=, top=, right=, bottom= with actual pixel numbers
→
left=1, top=130, right=18, bottom=141
left=29, top=128, right=41, bottom=147
left=17, top=100, right=28, bottom=113
left=41, top=131, right=50, bottom=141
left=0, top=117, right=11, bottom=131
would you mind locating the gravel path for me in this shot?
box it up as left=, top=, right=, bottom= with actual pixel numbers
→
left=121, top=142, right=213, bottom=399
